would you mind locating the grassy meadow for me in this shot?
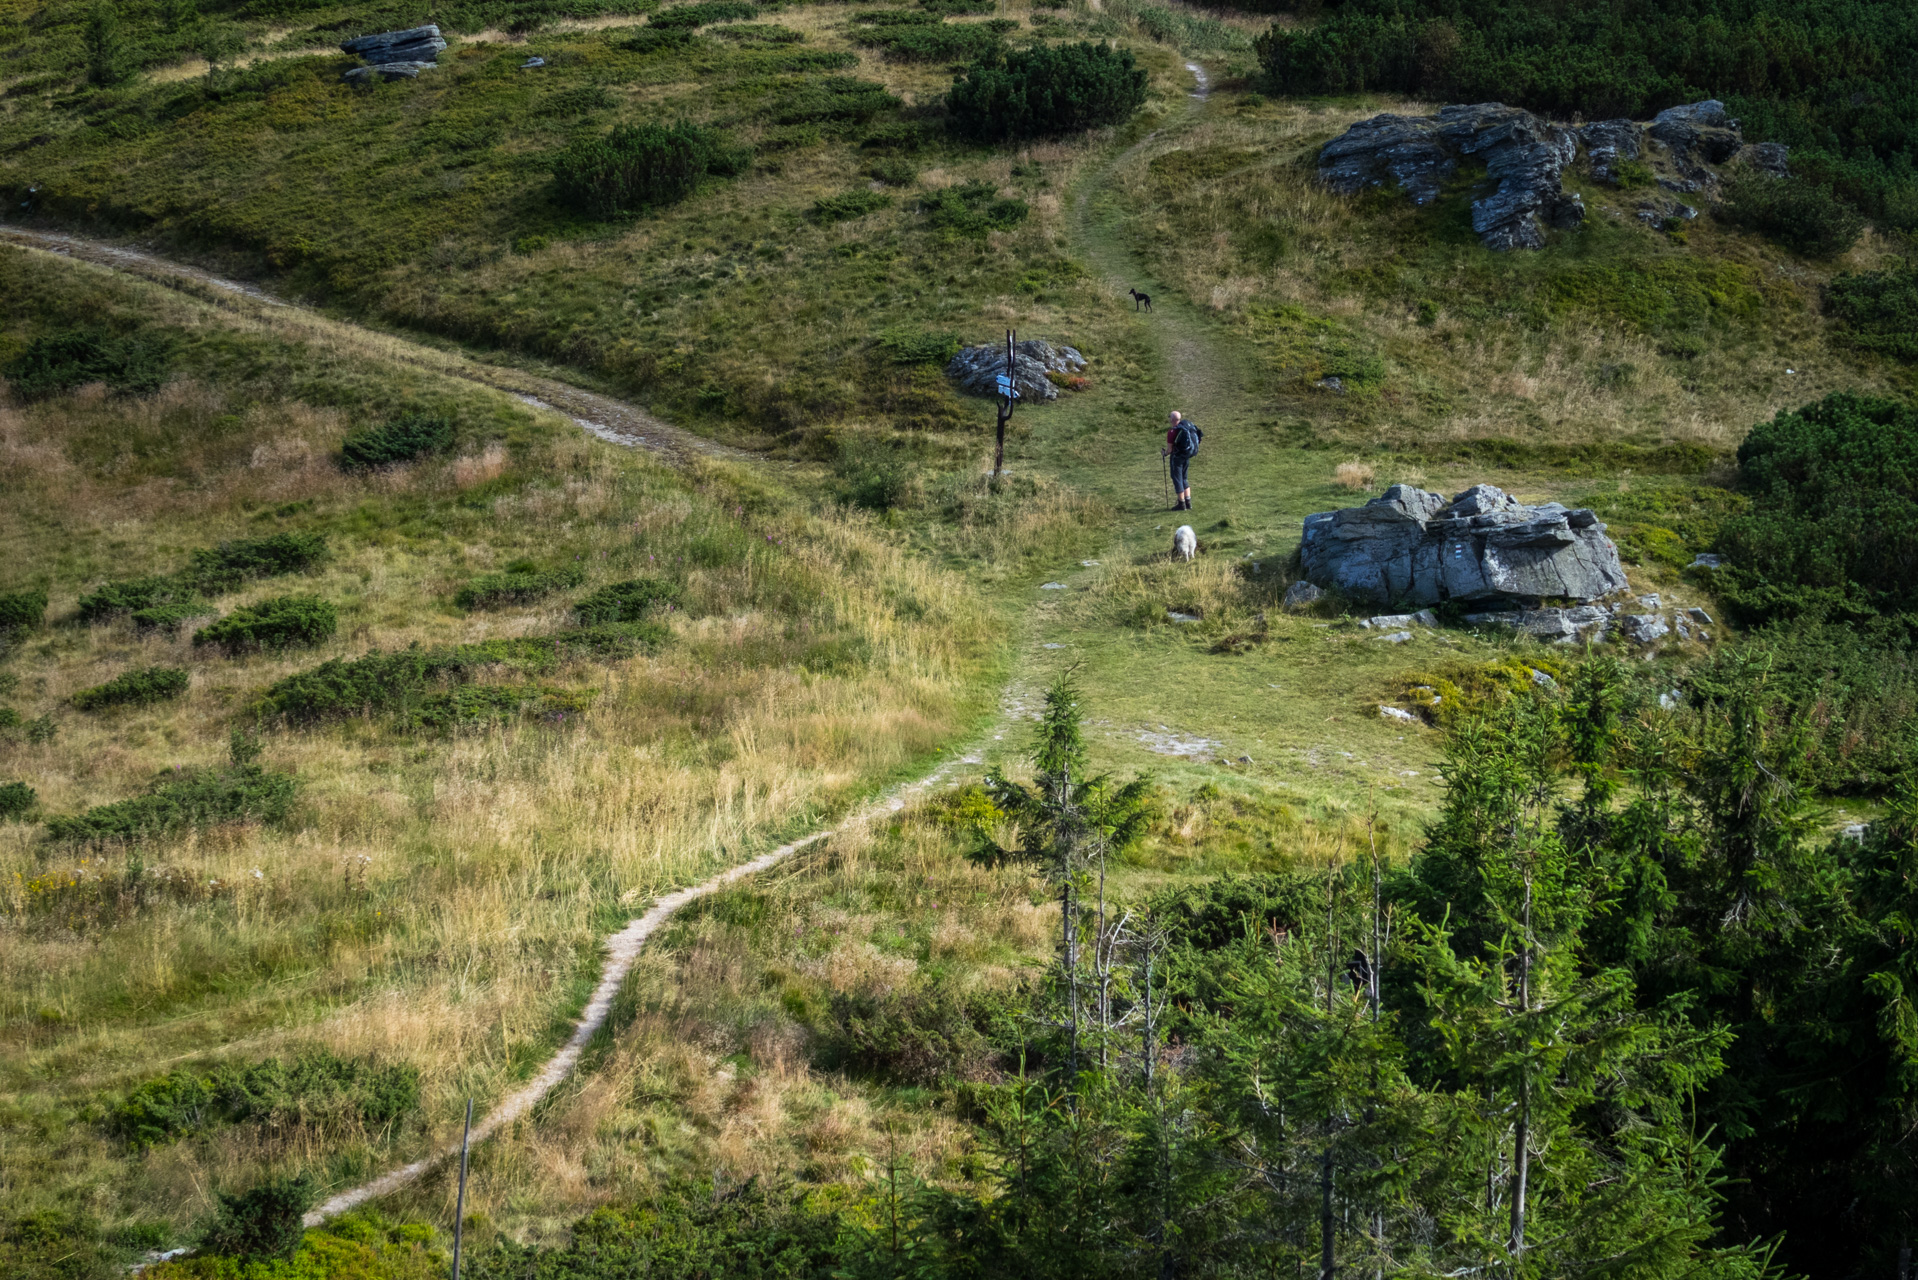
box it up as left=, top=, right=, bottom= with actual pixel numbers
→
left=0, top=0, right=1913, bottom=1269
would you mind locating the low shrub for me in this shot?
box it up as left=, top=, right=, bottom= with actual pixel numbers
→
left=713, top=22, right=803, bottom=43
left=762, top=76, right=900, bottom=127
left=72, top=666, right=190, bottom=710
left=921, top=0, right=995, bottom=12
left=198, top=1173, right=315, bottom=1261
left=623, top=24, right=697, bottom=51
left=76, top=575, right=182, bottom=623
left=821, top=985, right=1006, bottom=1084
left=575, top=577, right=683, bottom=623
left=1714, top=392, right=1918, bottom=625
left=194, top=596, right=337, bottom=652
left=1826, top=262, right=1918, bottom=363
left=947, top=42, right=1147, bottom=140
left=1, top=325, right=172, bottom=400
left=256, top=640, right=554, bottom=726
left=868, top=157, right=918, bottom=185
left=1716, top=169, right=1865, bottom=258
left=918, top=181, right=1028, bottom=236
left=453, top=564, right=586, bottom=609
left=811, top=189, right=892, bottom=222
left=43, top=763, right=299, bottom=843
left=0, top=781, right=34, bottom=820
left=552, top=122, right=751, bottom=218
left=0, top=588, right=46, bottom=631
left=853, top=17, right=1003, bottom=63
left=339, top=412, right=456, bottom=469
left=131, top=601, right=213, bottom=632
left=404, top=685, right=593, bottom=731
left=560, top=620, right=670, bottom=658
left=649, top=0, right=757, bottom=27
left=111, top=1050, right=421, bottom=1151
left=536, top=84, right=616, bottom=117
left=183, top=533, right=329, bottom=592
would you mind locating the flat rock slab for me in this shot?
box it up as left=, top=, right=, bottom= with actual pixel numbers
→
left=1302, top=482, right=1628, bottom=608
left=341, top=24, right=447, bottom=64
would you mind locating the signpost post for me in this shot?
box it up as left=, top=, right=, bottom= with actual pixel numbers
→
left=993, top=328, right=1018, bottom=480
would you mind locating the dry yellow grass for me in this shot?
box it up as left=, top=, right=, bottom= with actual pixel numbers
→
left=1334, top=460, right=1376, bottom=490
left=0, top=253, right=1007, bottom=1239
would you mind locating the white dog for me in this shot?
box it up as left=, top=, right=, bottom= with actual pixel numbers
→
left=1172, top=525, right=1197, bottom=562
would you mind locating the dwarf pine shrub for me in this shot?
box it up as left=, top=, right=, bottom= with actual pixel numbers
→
left=185, top=533, right=329, bottom=591
left=1, top=325, right=171, bottom=400
left=198, top=1173, right=316, bottom=1261
left=948, top=42, right=1148, bottom=140
left=0, top=780, right=34, bottom=820
left=76, top=575, right=181, bottom=623
left=110, top=1050, right=421, bottom=1151
left=575, top=577, right=683, bottom=623
left=72, top=666, right=190, bottom=711
left=1827, top=262, right=1918, bottom=363
left=0, top=588, right=46, bottom=632
left=1716, top=169, right=1865, bottom=258
left=44, top=763, right=298, bottom=843
left=453, top=564, right=586, bottom=609
left=339, top=412, right=456, bottom=469
left=919, top=181, right=1028, bottom=236
left=194, top=596, right=337, bottom=652
left=131, top=601, right=213, bottom=632
left=811, top=190, right=892, bottom=222
left=649, top=0, right=758, bottom=27
left=552, top=123, right=750, bottom=218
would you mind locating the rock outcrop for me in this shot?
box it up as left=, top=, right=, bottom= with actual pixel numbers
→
left=1320, top=104, right=1583, bottom=250
left=945, top=339, right=1085, bottom=403
left=1299, top=483, right=1628, bottom=607
left=1320, top=98, right=1789, bottom=249
left=341, top=25, right=446, bottom=81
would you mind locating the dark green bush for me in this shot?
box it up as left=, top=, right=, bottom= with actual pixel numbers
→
left=130, top=601, right=213, bottom=633
left=1, top=325, right=172, bottom=400
left=575, top=577, right=683, bottom=623
left=649, top=0, right=758, bottom=27
left=947, top=42, right=1147, bottom=140
left=454, top=564, right=586, bottom=609
left=921, top=0, right=995, bottom=12
left=536, top=84, right=616, bottom=117
left=1714, top=392, right=1918, bottom=625
left=853, top=16, right=1003, bottom=63
left=110, top=1070, right=215, bottom=1149
left=560, top=620, right=670, bottom=658
left=713, top=21, right=803, bottom=43
left=0, top=781, right=34, bottom=820
left=339, top=412, right=456, bottom=469
left=43, top=763, right=298, bottom=843
left=72, top=666, right=190, bottom=711
left=403, top=685, right=592, bottom=731
left=1716, top=169, right=1865, bottom=257
left=75, top=575, right=182, bottom=623
left=811, top=190, right=892, bottom=222
left=183, top=533, right=329, bottom=592
left=552, top=122, right=751, bottom=218
left=256, top=640, right=557, bottom=726
left=762, top=76, right=900, bottom=126
left=1827, top=262, right=1918, bottom=363
left=198, top=1173, right=315, bottom=1262
left=868, top=157, right=919, bottom=185
left=194, top=596, right=337, bottom=652
left=0, top=589, right=46, bottom=632
left=623, top=24, right=697, bottom=51
left=919, top=181, right=1028, bottom=236
left=822, top=985, right=1004, bottom=1084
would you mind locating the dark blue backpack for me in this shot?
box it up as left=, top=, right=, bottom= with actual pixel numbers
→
left=1174, top=421, right=1203, bottom=458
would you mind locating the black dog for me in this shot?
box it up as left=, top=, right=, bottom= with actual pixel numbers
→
left=1129, top=288, right=1152, bottom=312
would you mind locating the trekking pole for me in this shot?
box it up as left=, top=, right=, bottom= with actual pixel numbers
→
left=1163, top=453, right=1171, bottom=510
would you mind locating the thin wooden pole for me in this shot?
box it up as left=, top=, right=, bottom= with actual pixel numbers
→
left=452, top=1098, right=473, bottom=1280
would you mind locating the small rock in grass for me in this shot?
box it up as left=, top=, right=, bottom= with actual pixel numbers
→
left=1687, top=606, right=1713, bottom=625
left=1689, top=553, right=1724, bottom=569
left=1380, top=706, right=1419, bottom=723
left=1529, top=668, right=1556, bottom=687
left=1842, top=823, right=1867, bottom=843
left=1375, top=630, right=1414, bottom=643
left=1282, top=581, right=1324, bottom=610
left=1658, top=689, right=1684, bottom=710
left=1041, top=582, right=1067, bottom=590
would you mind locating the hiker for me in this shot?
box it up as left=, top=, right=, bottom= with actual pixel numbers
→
left=1162, top=410, right=1201, bottom=511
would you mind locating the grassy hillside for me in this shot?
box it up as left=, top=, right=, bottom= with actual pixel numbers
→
left=0, top=242, right=1010, bottom=1251
left=3, top=0, right=1916, bottom=1272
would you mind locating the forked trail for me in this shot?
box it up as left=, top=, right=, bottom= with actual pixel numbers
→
left=0, top=66, right=1222, bottom=1224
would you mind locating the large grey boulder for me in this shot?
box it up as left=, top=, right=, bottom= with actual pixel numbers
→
left=945, top=339, right=1084, bottom=403
left=341, top=25, right=447, bottom=64
left=1299, top=483, right=1628, bottom=608
left=1321, top=99, right=1785, bottom=245
left=1320, top=103, right=1582, bottom=250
